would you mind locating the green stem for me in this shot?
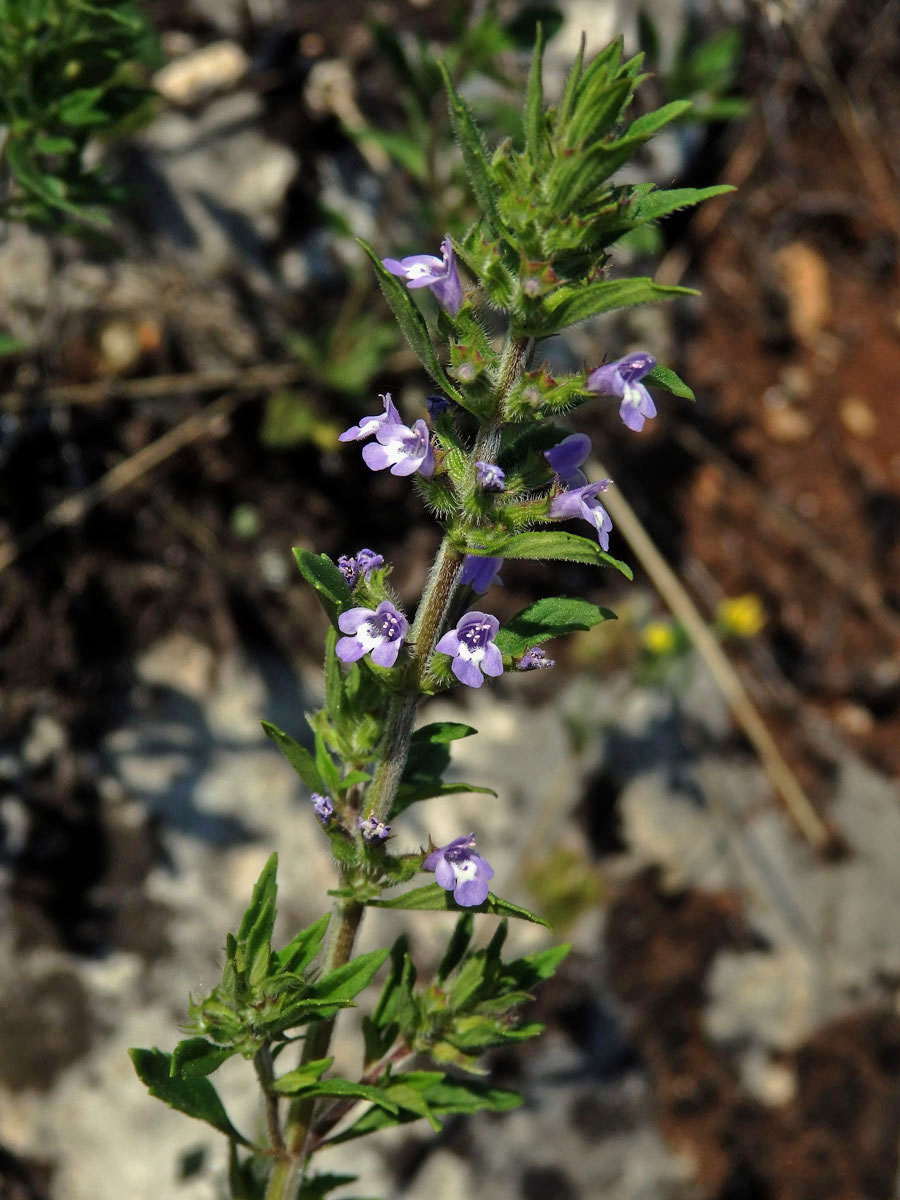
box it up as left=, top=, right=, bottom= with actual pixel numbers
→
left=264, top=333, right=533, bottom=1200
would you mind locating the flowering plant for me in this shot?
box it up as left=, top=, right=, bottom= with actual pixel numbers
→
left=132, top=29, right=728, bottom=1200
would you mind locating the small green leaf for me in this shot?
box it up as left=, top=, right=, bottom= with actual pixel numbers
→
left=482, top=531, right=632, bottom=578
left=358, top=240, right=460, bottom=400
left=369, top=884, right=551, bottom=928
left=524, top=21, right=545, bottom=165
left=392, top=780, right=496, bottom=817
left=305, top=948, right=389, bottom=1005
left=269, top=1057, right=333, bottom=1094
left=276, top=1078, right=400, bottom=1113
left=411, top=722, right=478, bottom=745
left=438, top=913, right=474, bottom=983
left=292, top=548, right=351, bottom=623
left=644, top=362, right=695, bottom=401
left=261, top=722, right=326, bottom=793
left=170, top=1037, right=236, bottom=1078
left=439, top=62, right=503, bottom=233
left=628, top=184, right=734, bottom=226
left=297, top=1172, right=360, bottom=1200
left=273, top=913, right=331, bottom=976
left=129, top=1048, right=254, bottom=1147
left=495, top=596, right=616, bottom=656
left=525, top=277, right=697, bottom=337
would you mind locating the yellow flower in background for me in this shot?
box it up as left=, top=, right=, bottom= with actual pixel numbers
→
left=642, top=620, right=678, bottom=656
left=717, top=593, right=765, bottom=638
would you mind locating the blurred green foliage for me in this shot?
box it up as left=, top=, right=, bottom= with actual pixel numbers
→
left=0, top=0, right=161, bottom=228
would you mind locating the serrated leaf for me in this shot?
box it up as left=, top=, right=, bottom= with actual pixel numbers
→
left=495, top=596, right=615, bottom=656
left=439, top=62, right=503, bottom=233
left=368, top=884, right=551, bottom=928
left=644, top=362, right=695, bottom=401
left=483, top=530, right=632, bottom=578
left=261, top=721, right=326, bottom=793
left=358, top=240, right=460, bottom=399
left=305, top=948, right=389, bottom=1006
left=525, top=277, right=696, bottom=337
left=292, top=548, right=351, bottom=623
left=273, top=913, right=331, bottom=976
left=169, top=1037, right=237, bottom=1079
left=129, top=1048, right=254, bottom=1147
left=629, top=184, right=734, bottom=226
left=411, top=722, right=478, bottom=745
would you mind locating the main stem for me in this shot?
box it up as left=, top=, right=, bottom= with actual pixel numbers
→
left=265, top=334, right=531, bottom=1200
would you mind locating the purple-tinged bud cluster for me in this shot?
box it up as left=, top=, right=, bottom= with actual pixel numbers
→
left=425, top=394, right=451, bottom=419
left=460, top=555, right=504, bottom=595
left=336, top=600, right=407, bottom=668
left=475, top=461, right=506, bottom=492
left=312, top=792, right=333, bottom=822
left=382, top=238, right=463, bottom=316
left=517, top=646, right=555, bottom=671
left=435, top=610, right=503, bottom=688
left=548, top=480, right=613, bottom=551
left=586, top=352, right=658, bottom=433
left=338, top=548, right=384, bottom=589
left=359, top=812, right=391, bottom=840
left=424, top=833, right=494, bottom=907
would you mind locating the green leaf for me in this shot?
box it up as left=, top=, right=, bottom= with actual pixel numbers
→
left=57, top=85, right=109, bottom=127
left=644, top=362, right=695, bottom=401
left=345, top=127, right=428, bottom=181
left=305, top=948, right=389, bottom=1006
left=129, top=1048, right=254, bottom=1147
left=292, top=548, right=351, bottom=623
left=495, top=596, right=616, bottom=656
left=314, top=727, right=341, bottom=795
left=298, top=1173, right=360, bottom=1200
left=170, top=1037, right=236, bottom=1078
left=272, top=912, right=331, bottom=976
left=358, top=240, right=460, bottom=400
left=269, top=1057, right=332, bottom=1094
left=0, top=332, right=27, bottom=357
left=392, top=780, right=496, bottom=817
left=275, top=1078, right=400, bottom=1113
left=438, top=913, right=475, bottom=983
left=411, top=722, right=478, bottom=745
left=524, top=21, right=545, bottom=165
left=439, top=62, right=503, bottom=233
left=526, top=277, right=697, bottom=336
left=369, top=884, right=551, bottom=928
left=237, top=853, right=278, bottom=985
left=628, top=184, right=734, bottom=226
left=483, top=531, right=632, bottom=578
left=261, top=721, right=326, bottom=793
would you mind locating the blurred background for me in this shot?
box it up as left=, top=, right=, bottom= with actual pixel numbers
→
left=1, top=0, right=899, bottom=1197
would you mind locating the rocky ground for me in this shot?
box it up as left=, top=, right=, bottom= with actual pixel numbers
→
left=1, top=1, right=899, bottom=1198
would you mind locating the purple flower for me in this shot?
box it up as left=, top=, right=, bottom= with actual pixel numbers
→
left=339, top=392, right=402, bottom=442
left=359, top=812, right=391, bottom=840
left=337, top=548, right=385, bottom=589
left=424, top=833, right=494, bottom=907
left=336, top=600, right=408, bottom=668
left=475, top=461, right=506, bottom=492
left=517, top=646, right=555, bottom=671
left=362, top=417, right=435, bottom=478
left=382, top=238, right=463, bottom=316
left=312, top=792, right=333, bottom=822
left=434, top=610, right=503, bottom=688
left=460, top=555, right=504, bottom=595
left=544, top=433, right=591, bottom=488
left=425, top=394, right=451, bottom=419
left=548, top=480, right=613, bottom=550
left=586, top=352, right=658, bottom=433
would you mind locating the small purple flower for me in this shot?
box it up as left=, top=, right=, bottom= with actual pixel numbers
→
left=362, top=417, right=435, bottom=478
left=424, top=833, right=494, bottom=907
left=337, top=548, right=385, bottom=589
left=359, top=812, right=391, bottom=841
left=339, top=392, right=402, bottom=442
left=548, top=480, right=614, bottom=550
left=336, top=600, right=408, bottom=668
left=312, top=792, right=333, bottom=822
left=434, top=610, right=503, bottom=688
left=475, top=461, right=506, bottom=492
left=426, top=394, right=451, bottom=419
left=544, top=433, right=591, bottom=488
left=460, top=555, right=504, bottom=595
left=382, top=238, right=463, bottom=316
left=517, top=646, right=555, bottom=671
left=586, top=352, right=658, bottom=433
